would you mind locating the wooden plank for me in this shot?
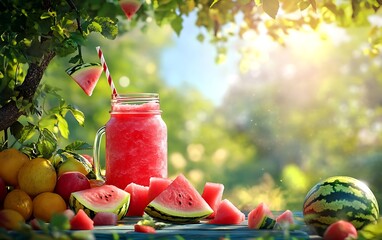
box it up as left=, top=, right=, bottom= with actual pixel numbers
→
left=89, top=216, right=311, bottom=239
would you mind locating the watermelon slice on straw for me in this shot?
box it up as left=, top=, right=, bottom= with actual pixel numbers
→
left=119, top=0, right=142, bottom=20
left=66, top=63, right=103, bottom=96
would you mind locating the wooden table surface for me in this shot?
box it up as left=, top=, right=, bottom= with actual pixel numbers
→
left=8, top=212, right=321, bottom=239
left=88, top=212, right=321, bottom=240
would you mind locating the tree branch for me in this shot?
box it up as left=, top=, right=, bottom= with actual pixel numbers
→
left=0, top=52, right=56, bottom=131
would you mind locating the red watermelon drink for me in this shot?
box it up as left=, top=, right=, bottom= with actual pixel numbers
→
left=94, top=93, right=167, bottom=188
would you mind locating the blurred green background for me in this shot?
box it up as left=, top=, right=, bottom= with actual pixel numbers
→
left=41, top=15, right=382, bottom=212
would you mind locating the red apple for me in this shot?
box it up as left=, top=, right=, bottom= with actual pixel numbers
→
left=323, top=220, right=358, bottom=240
left=0, top=177, right=7, bottom=206
left=54, top=171, right=91, bottom=203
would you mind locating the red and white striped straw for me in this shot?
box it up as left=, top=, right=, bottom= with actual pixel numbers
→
left=96, top=46, right=118, bottom=98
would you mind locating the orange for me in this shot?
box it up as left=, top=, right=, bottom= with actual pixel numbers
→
left=0, top=209, right=25, bottom=230
left=0, top=148, right=30, bottom=186
left=18, top=157, right=57, bottom=197
left=3, top=189, right=33, bottom=220
left=33, top=192, right=67, bottom=222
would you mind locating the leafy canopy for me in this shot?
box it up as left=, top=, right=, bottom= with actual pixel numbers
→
left=0, top=0, right=381, bottom=157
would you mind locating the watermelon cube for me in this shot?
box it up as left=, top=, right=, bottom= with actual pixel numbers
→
left=201, top=182, right=224, bottom=218
left=147, top=177, right=172, bottom=203
left=93, top=212, right=118, bottom=226
left=207, top=199, right=245, bottom=225
left=124, top=182, right=149, bottom=216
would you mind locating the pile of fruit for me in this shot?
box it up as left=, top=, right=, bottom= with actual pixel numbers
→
left=1, top=147, right=381, bottom=240
left=0, top=148, right=103, bottom=231
left=0, top=147, right=295, bottom=233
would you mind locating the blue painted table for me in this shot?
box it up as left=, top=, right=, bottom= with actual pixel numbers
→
left=88, top=212, right=320, bottom=239
left=8, top=212, right=321, bottom=239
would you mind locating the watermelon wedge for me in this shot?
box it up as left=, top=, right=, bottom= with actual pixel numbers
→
left=145, top=174, right=213, bottom=223
left=275, top=209, right=295, bottom=229
left=119, top=0, right=142, bottom=20
left=66, top=63, right=102, bottom=96
left=248, top=202, right=276, bottom=229
left=70, top=209, right=94, bottom=230
left=207, top=199, right=245, bottom=225
left=69, top=185, right=130, bottom=220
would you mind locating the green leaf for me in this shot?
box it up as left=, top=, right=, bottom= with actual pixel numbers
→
left=197, top=33, right=205, bottom=42
left=49, top=213, right=71, bottom=231
left=358, top=218, right=382, bottom=239
left=263, top=0, right=280, bottom=19
left=89, top=21, right=102, bottom=33
left=40, top=9, right=56, bottom=20
left=56, top=114, right=69, bottom=139
left=65, top=141, right=92, bottom=151
left=39, top=115, right=57, bottom=131
left=70, top=231, right=95, bottom=240
left=351, top=0, right=362, bottom=19
left=171, top=15, right=183, bottom=36
left=67, top=105, right=85, bottom=126
left=18, top=122, right=37, bottom=143
left=89, top=17, right=118, bottom=40
left=10, top=121, right=24, bottom=140
left=37, top=129, right=57, bottom=159
left=299, top=0, right=311, bottom=11
left=69, top=54, right=82, bottom=64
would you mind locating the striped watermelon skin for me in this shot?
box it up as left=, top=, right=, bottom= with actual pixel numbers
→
left=303, top=176, right=379, bottom=236
left=145, top=205, right=209, bottom=223
left=69, top=196, right=129, bottom=220
left=257, top=216, right=276, bottom=229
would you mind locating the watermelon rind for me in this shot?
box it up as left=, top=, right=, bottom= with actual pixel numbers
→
left=258, top=216, right=276, bottom=229
left=303, top=176, right=379, bottom=236
left=65, top=63, right=101, bottom=75
left=144, top=174, right=213, bottom=223
left=145, top=202, right=212, bottom=223
left=69, top=185, right=130, bottom=220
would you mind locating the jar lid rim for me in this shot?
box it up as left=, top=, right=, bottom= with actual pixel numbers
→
left=112, top=93, right=158, bottom=98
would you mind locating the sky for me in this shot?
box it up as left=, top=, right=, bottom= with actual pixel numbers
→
left=157, top=12, right=355, bottom=107
left=159, top=14, right=240, bottom=105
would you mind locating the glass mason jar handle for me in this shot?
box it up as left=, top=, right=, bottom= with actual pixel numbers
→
left=93, top=126, right=106, bottom=181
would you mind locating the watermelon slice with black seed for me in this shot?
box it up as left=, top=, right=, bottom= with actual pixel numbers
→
left=66, top=63, right=103, bottom=96
left=119, top=0, right=142, bottom=20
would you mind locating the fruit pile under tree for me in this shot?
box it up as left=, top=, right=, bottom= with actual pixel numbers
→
left=0, top=0, right=381, bottom=154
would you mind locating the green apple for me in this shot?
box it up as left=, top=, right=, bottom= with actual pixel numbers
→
left=57, top=156, right=91, bottom=176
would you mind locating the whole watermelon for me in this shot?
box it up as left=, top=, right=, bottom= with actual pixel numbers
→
left=303, top=176, right=379, bottom=236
